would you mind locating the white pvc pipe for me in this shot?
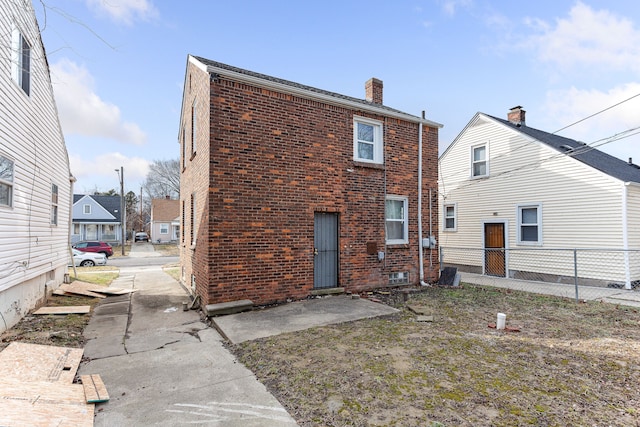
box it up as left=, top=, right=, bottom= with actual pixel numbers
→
left=418, top=119, right=426, bottom=285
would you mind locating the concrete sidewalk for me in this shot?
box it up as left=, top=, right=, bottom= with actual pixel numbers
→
left=80, top=265, right=298, bottom=426
left=460, top=272, right=640, bottom=308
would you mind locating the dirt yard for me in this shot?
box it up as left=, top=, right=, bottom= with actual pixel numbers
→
left=233, top=285, right=640, bottom=427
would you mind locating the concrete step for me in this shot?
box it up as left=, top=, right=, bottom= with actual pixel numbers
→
left=205, top=299, right=254, bottom=317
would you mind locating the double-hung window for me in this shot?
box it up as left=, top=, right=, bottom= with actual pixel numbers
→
left=471, top=144, right=488, bottom=177
left=385, top=196, right=408, bottom=244
left=354, top=117, right=383, bottom=164
left=517, top=204, right=542, bottom=244
left=160, top=223, right=169, bottom=234
left=444, top=203, right=456, bottom=231
left=191, top=99, right=197, bottom=157
left=12, top=27, right=31, bottom=95
left=0, top=155, right=14, bottom=207
left=190, top=193, right=196, bottom=245
left=51, top=184, right=59, bottom=225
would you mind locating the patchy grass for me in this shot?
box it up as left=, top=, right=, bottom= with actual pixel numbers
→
left=232, top=285, right=640, bottom=427
left=154, top=243, right=179, bottom=256
left=163, top=264, right=181, bottom=282
left=0, top=271, right=119, bottom=351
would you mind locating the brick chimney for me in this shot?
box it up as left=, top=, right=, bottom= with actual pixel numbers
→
left=507, top=106, right=526, bottom=126
left=365, top=78, right=383, bottom=104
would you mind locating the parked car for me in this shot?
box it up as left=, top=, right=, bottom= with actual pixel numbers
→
left=134, top=232, right=149, bottom=242
left=71, top=249, right=107, bottom=267
left=73, top=241, right=113, bottom=257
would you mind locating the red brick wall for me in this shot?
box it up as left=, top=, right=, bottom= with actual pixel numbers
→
left=181, top=65, right=439, bottom=306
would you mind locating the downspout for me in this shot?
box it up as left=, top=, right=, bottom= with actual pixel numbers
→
left=69, top=175, right=78, bottom=279
left=418, top=113, right=427, bottom=286
left=623, top=182, right=631, bottom=289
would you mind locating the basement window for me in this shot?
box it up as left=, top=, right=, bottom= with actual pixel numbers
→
left=389, top=272, right=409, bottom=285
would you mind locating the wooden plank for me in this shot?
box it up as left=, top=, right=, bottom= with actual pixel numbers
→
left=90, top=287, right=135, bottom=295
left=0, top=397, right=94, bottom=427
left=81, top=374, right=110, bottom=403
left=33, top=305, right=91, bottom=315
left=0, top=342, right=83, bottom=383
left=54, top=284, right=107, bottom=298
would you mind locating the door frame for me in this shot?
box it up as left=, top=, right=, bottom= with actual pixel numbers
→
left=482, top=219, right=508, bottom=277
left=313, top=212, right=339, bottom=289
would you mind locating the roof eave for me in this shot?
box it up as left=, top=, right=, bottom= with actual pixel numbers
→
left=194, top=57, right=442, bottom=128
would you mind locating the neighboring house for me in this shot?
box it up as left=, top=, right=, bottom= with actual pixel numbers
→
left=438, top=106, right=640, bottom=287
left=179, top=55, right=442, bottom=308
left=0, top=0, right=73, bottom=332
left=71, top=195, right=122, bottom=245
left=150, top=197, right=179, bottom=243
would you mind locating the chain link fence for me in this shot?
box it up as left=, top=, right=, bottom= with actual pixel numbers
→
left=440, top=247, right=640, bottom=302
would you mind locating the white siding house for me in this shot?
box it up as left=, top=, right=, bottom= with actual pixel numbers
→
left=150, top=198, right=179, bottom=243
left=439, top=107, right=640, bottom=288
left=0, top=0, right=72, bottom=332
left=71, top=194, right=122, bottom=245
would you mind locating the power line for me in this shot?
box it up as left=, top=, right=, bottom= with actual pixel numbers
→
left=553, top=92, right=640, bottom=134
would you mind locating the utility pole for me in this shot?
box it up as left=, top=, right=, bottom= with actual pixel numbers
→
left=116, top=167, right=125, bottom=256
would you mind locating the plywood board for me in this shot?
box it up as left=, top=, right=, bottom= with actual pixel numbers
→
left=0, top=397, right=94, bottom=427
left=0, top=342, right=83, bottom=383
left=33, top=305, right=91, bottom=315
left=54, top=283, right=107, bottom=298
left=81, top=374, right=110, bottom=403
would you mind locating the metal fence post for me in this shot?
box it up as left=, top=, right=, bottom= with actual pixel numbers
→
left=573, top=249, right=579, bottom=302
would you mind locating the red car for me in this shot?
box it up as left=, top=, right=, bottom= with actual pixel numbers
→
left=73, top=241, right=114, bottom=258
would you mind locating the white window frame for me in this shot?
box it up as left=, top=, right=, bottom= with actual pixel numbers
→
left=191, top=99, right=197, bottom=157
left=385, top=195, right=408, bottom=245
left=160, top=223, right=169, bottom=234
left=83, top=204, right=91, bottom=214
left=51, top=183, right=58, bottom=225
left=0, top=154, right=14, bottom=207
left=353, top=116, right=383, bottom=164
left=11, top=26, right=30, bottom=95
left=517, top=203, right=542, bottom=245
left=444, top=203, right=457, bottom=231
left=190, top=193, right=196, bottom=246
left=471, top=144, right=488, bottom=178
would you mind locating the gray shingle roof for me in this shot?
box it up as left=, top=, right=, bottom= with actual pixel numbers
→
left=488, top=115, right=640, bottom=184
left=192, top=56, right=423, bottom=121
left=74, top=194, right=122, bottom=222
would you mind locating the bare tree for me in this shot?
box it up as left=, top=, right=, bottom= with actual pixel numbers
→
left=142, top=159, right=180, bottom=200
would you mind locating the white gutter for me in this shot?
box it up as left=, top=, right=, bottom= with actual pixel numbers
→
left=623, top=182, right=631, bottom=289
left=418, top=119, right=426, bottom=285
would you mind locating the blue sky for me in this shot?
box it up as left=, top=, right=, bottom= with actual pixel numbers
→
left=35, top=0, right=640, bottom=194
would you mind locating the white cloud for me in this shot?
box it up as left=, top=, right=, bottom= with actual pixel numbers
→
left=542, top=83, right=640, bottom=159
left=440, top=0, right=472, bottom=17
left=51, top=59, right=147, bottom=145
left=70, top=152, right=150, bottom=191
left=86, top=0, right=158, bottom=26
left=525, top=2, right=640, bottom=72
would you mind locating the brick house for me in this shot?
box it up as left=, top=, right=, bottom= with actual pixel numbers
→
left=179, top=55, right=442, bottom=307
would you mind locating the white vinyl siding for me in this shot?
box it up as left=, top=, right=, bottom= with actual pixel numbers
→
left=0, top=0, right=71, bottom=302
left=439, top=114, right=625, bottom=278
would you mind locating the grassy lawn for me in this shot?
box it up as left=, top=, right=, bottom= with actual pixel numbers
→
left=233, top=285, right=640, bottom=427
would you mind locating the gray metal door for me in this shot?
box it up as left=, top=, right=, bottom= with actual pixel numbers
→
left=314, top=213, right=338, bottom=289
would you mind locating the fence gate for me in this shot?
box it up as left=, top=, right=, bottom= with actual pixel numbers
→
left=314, top=212, right=338, bottom=289
left=484, top=222, right=505, bottom=276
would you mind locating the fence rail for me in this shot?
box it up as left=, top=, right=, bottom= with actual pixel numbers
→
left=440, top=247, right=640, bottom=301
